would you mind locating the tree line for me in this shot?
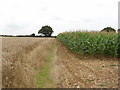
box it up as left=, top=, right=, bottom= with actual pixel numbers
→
left=0, top=26, right=117, bottom=37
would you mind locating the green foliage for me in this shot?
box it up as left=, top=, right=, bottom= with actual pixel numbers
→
left=85, top=79, right=94, bottom=82
left=1, top=35, right=14, bottom=37
left=101, top=27, right=116, bottom=32
left=38, top=25, right=54, bottom=37
left=97, top=82, right=109, bottom=87
left=118, top=33, right=120, bottom=58
left=30, top=33, right=35, bottom=37
left=57, top=31, right=118, bottom=57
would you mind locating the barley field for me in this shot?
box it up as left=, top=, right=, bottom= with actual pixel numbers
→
left=2, top=37, right=56, bottom=88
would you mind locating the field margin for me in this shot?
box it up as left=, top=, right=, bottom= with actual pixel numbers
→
left=0, top=37, right=2, bottom=89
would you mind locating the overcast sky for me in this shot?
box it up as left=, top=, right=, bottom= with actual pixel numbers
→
left=0, top=0, right=119, bottom=35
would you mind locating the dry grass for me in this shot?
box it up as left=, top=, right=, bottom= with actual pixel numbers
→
left=2, top=37, right=56, bottom=88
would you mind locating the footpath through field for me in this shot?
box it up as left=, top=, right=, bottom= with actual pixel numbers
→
left=2, top=37, right=118, bottom=88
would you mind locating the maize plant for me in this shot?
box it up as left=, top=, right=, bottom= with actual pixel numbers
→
left=57, top=31, right=118, bottom=57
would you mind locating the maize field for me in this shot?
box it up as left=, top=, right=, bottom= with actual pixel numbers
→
left=57, top=31, right=118, bottom=57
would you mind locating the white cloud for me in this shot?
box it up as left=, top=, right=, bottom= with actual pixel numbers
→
left=0, top=0, right=119, bottom=35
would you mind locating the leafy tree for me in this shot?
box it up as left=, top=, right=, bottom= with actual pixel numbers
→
left=30, top=33, right=35, bottom=37
left=38, top=25, right=54, bottom=37
left=101, top=27, right=116, bottom=32
left=118, top=29, right=120, bottom=33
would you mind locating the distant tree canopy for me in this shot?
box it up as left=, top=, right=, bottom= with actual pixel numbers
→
left=30, top=33, right=35, bottom=37
left=101, top=27, right=116, bottom=32
left=38, top=25, right=54, bottom=37
left=118, top=29, right=120, bottom=33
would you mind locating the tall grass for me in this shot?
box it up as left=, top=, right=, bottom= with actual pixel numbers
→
left=57, top=31, right=118, bottom=57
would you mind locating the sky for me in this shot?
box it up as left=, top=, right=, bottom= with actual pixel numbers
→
left=0, top=0, right=119, bottom=36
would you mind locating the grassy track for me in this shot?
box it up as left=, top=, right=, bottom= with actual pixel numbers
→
left=36, top=41, right=57, bottom=88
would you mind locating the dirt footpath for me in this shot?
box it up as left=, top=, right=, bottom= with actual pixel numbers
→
left=51, top=41, right=118, bottom=88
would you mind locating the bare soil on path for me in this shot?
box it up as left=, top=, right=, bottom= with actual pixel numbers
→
left=2, top=37, right=118, bottom=88
left=51, top=40, right=118, bottom=88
